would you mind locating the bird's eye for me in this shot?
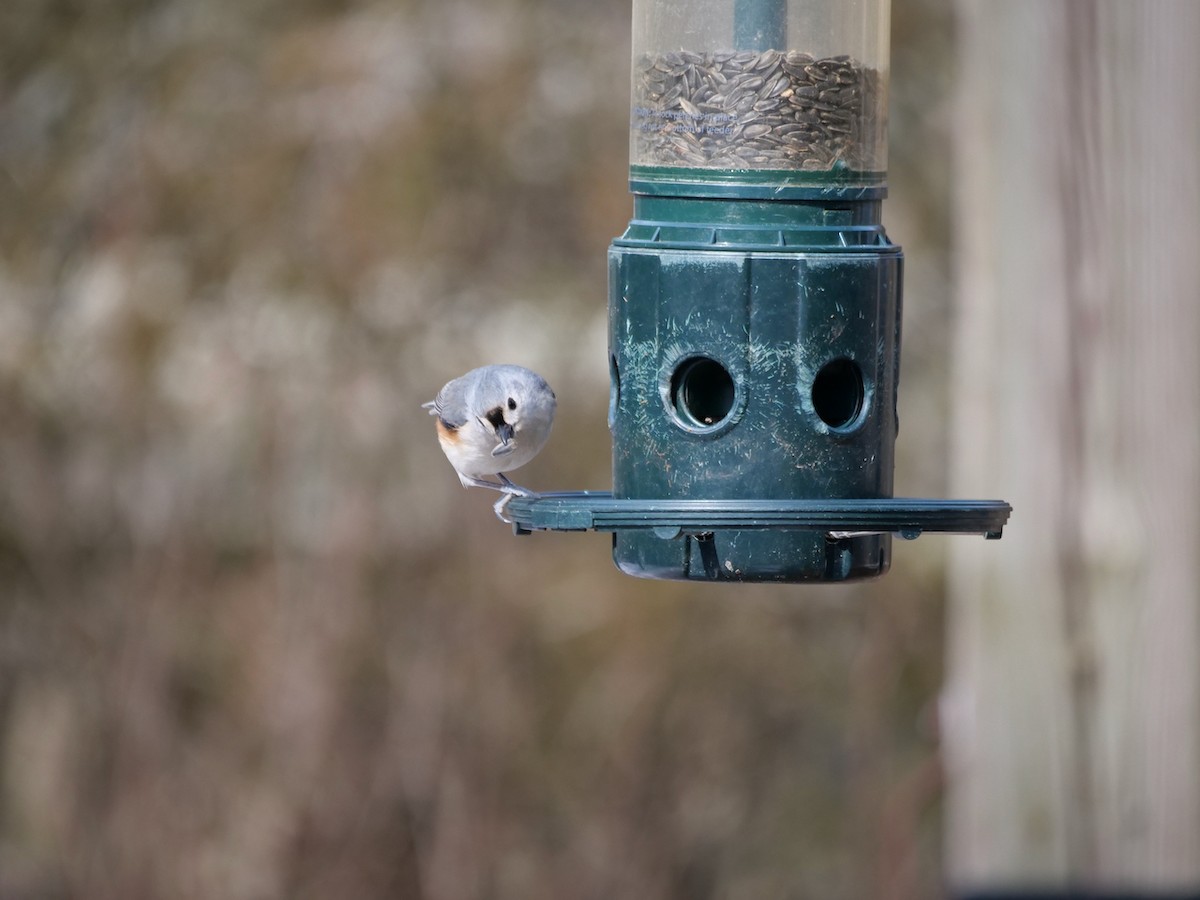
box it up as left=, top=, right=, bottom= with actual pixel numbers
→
left=507, top=397, right=517, bottom=411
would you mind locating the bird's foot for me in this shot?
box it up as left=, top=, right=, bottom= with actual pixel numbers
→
left=496, top=473, right=536, bottom=497
left=492, top=478, right=540, bottom=523
left=493, top=493, right=515, bottom=523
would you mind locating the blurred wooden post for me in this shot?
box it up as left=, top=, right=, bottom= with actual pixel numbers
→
left=945, top=0, right=1200, bottom=893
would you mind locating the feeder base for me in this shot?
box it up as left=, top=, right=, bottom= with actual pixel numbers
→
left=504, top=493, right=1011, bottom=583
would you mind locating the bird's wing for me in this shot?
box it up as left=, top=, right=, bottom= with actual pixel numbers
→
left=424, top=376, right=473, bottom=428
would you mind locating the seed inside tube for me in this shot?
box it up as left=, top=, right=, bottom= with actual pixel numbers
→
left=633, top=49, right=883, bottom=172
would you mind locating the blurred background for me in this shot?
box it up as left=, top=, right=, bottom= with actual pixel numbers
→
left=0, top=0, right=960, bottom=896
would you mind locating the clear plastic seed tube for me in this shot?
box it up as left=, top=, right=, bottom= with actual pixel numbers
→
left=630, top=0, right=890, bottom=180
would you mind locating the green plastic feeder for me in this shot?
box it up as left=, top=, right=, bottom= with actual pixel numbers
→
left=506, top=0, right=1010, bottom=582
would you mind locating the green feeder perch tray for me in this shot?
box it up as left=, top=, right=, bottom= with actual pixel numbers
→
left=506, top=494, right=1010, bottom=582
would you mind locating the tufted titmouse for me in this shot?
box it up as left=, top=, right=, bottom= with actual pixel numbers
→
left=423, top=365, right=556, bottom=518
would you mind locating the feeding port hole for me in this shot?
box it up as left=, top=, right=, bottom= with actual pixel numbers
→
left=670, top=356, right=736, bottom=429
left=812, top=357, right=864, bottom=429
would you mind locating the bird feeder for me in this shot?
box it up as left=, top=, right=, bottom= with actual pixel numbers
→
left=506, top=0, right=1010, bottom=582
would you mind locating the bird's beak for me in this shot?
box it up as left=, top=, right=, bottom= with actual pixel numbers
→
left=491, top=421, right=515, bottom=456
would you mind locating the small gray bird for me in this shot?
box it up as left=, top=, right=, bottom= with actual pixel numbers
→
left=423, top=365, right=556, bottom=517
